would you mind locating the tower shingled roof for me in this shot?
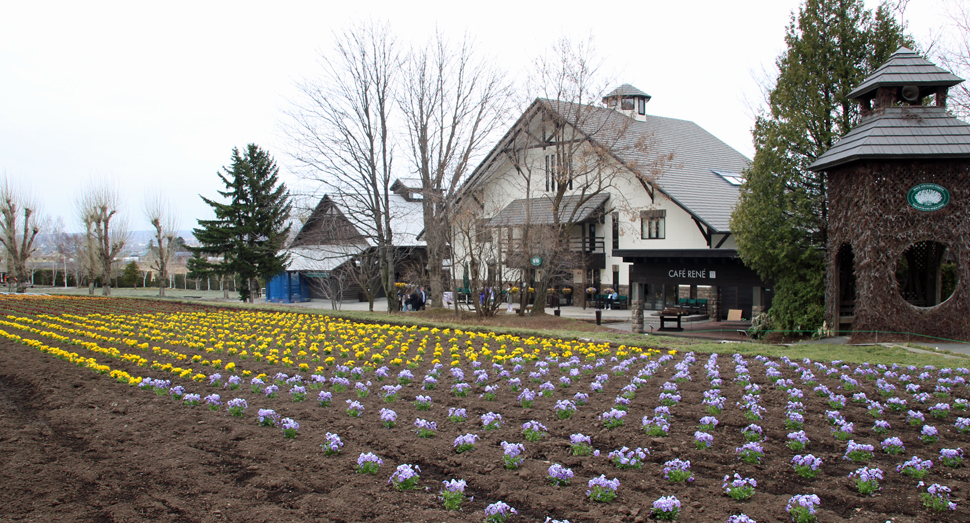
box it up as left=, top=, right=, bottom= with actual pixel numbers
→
left=847, top=47, right=963, bottom=101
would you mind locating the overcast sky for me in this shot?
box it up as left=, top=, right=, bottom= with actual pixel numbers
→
left=0, top=0, right=955, bottom=234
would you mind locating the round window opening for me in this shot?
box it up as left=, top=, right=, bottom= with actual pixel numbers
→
left=894, top=241, right=959, bottom=308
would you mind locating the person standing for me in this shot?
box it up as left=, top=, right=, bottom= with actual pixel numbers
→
left=505, top=283, right=514, bottom=312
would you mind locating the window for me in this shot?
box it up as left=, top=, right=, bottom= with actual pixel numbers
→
left=711, top=169, right=744, bottom=186
left=621, top=97, right=634, bottom=110
left=637, top=97, right=646, bottom=115
left=640, top=209, right=665, bottom=239
left=545, top=155, right=555, bottom=192
left=611, top=213, right=619, bottom=249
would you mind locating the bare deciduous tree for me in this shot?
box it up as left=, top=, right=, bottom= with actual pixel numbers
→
left=0, top=177, right=46, bottom=293
left=475, top=36, right=671, bottom=315
left=935, top=0, right=970, bottom=119
left=285, top=20, right=402, bottom=312
left=400, top=31, right=513, bottom=308
left=144, top=191, right=179, bottom=297
left=77, top=182, right=130, bottom=296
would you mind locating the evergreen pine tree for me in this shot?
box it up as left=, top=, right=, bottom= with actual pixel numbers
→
left=730, top=0, right=911, bottom=333
left=191, top=144, right=292, bottom=302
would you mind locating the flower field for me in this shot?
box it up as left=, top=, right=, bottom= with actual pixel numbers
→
left=0, top=295, right=967, bottom=522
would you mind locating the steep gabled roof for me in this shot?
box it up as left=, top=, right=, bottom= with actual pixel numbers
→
left=487, top=194, right=610, bottom=227
left=848, top=48, right=963, bottom=101
left=290, top=190, right=426, bottom=250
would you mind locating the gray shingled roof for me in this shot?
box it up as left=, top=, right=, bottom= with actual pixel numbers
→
left=540, top=100, right=750, bottom=232
left=603, top=84, right=651, bottom=99
left=487, top=194, right=610, bottom=227
left=848, top=47, right=963, bottom=100
left=809, top=106, right=970, bottom=171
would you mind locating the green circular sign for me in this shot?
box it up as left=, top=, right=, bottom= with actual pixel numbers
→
left=529, top=256, right=543, bottom=267
left=907, top=183, right=950, bottom=212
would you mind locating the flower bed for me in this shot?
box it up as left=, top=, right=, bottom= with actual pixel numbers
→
left=0, top=295, right=967, bottom=522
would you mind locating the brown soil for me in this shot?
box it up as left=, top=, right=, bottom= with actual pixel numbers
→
left=1, top=300, right=968, bottom=523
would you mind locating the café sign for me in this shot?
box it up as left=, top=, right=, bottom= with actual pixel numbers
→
left=907, top=183, right=950, bottom=212
left=668, top=268, right=713, bottom=279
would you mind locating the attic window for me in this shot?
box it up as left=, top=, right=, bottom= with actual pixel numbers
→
left=621, top=97, right=635, bottom=110
left=712, top=169, right=745, bottom=186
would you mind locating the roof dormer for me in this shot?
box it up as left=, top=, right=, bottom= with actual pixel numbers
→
left=602, top=84, right=651, bottom=121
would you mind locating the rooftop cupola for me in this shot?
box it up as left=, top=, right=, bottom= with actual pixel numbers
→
left=602, top=84, right=651, bottom=121
left=848, top=47, right=964, bottom=117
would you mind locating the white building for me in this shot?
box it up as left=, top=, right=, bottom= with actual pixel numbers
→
left=455, top=84, right=769, bottom=319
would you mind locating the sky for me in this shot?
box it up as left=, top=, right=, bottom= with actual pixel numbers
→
left=0, top=0, right=957, bottom=235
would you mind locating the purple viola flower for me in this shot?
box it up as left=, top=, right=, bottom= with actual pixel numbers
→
left=608, top=447, right=649, bottom=470
left=414, top=395, right=432, bottom=410
left=484, top=501, right=517, bottom=523
left=379, top=408, right=397, bottom=428
left=786, top=494, right=820, bottom=521
left=289, top=385, right=307, bottom=402
left=501, top=441, right=525, bottom=469
left=317, top=390, right=332, bottom=406
left=263, top=384, right=279, bottom=398
left=548, top=463, right=574, bottom=486
left=848, top=466, right=883, bottom=495
left=447, top=407, right=467, bottom=422
left=481, top=412, right=503, bottom=430
left=226, top=397, right=247, bottom=417
left=920, top=482, right=957, bottom=512
left=651, top=495, right=680, bottom=519
left=522, top=420, right=547, bottom=441
left=346, top=399, right=364, bottom=417
left=736, top=442, right=764, bottom=463
left=517, top=388, right=536, bottom=407
left=662, top=458, right=692, bottom=482
left=569, top=433, right=593, bottom=456
left=940, top=448, right=964, bottom=467
left=280, top=418, right=299, bottom=438
left=257, top=408, right=280, bottom=427
left=321, top=432, right=342, bottom=455
left=203, top=393, right=221, bottom=410
left=955, top=417, right=970, bottom=434
left=897, top=455, right=933, bottom=478
left=791, top=453, right=822, bottom=478
left=388, top=464, right=421, bottom=491
left=572, top=392, right=589, bottom=405
left=182, top=393, right=201, bottom=406
left=722, top=473, right=757, bottom=500
left=921, top=425, right=939, bottom=443
left=694, top=431, right=714, bottom=449
left=452, top=382, right=471, bottom=397
left=453, top=433, right=479, bottom=453
left=356, top=452, right=383, bottom=474
left=844, top=440, right=874, bottom=462
left=586, top=475, right=619, bottom=502
left=414, top=418, right=437, bottom=437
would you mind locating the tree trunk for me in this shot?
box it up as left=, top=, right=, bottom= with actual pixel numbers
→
left=88, top=282, right=95, bottom=295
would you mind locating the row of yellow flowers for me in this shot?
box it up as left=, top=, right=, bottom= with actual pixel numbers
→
left=0, top=327, right=138, bottom=385
left=3, top=298, right=665, bottom=382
